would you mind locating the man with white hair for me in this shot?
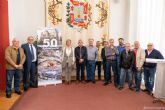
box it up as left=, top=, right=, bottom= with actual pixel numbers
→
left=22, top=36, right=38, bottom=91
left=86, top=38, right=98, bottom=83
left=5, top=37, right=26, bottom=98
left=133, top=41, right=145, bottom=92
left=143, top=43, right=164, bottom=95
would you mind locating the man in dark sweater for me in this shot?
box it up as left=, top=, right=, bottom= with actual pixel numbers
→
left=143, top=43, right=164, bottom=95
left=118, top=42, right=135, bottom=90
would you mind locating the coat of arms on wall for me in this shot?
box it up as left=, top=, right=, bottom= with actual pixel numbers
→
left=95, top=0, right=108, bottom=27
left=66, top=0, right=92, bottom=32
left=47, top=0, right=62, bottom=25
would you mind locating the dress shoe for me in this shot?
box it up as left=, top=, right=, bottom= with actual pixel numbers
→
left=118, top=86, right=123, bottom=90
left=6, top=94, right=11, bottom=98
left=31, top=85, right=38, bottom=88
left=75, top=80, right=79, bottom=84
left=136, top=89, right=140, bottom=92
left=103, top=82, right=109, bottom=86
left=114, top=84, right=118, bottom=88
left=129, top=87, right=134, bottom=91
left=24, top=88, right=28, bottom=91
left=142, top=89, right=148, bottom=92
left=86, top=80, right=91, bottom=83
left=15, top=91, right=22, bottom=95
left=92, top=81, right=96, bottom=84
left=148, top=91, right=153, bottom=96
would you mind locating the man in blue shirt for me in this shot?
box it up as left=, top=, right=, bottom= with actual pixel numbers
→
left=143, top=43, right=164, bottom=95
left=86, top=38, right=98, bottom=83
left=117, top=38, right=125, bottom=86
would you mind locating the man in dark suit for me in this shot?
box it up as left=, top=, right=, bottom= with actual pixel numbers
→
left=22, top=36, right=38, bottom=91
left=75, top=39, right=87, bottom=83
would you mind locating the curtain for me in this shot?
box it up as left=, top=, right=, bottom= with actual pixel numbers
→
left=128, top=0, right=165, bottom=56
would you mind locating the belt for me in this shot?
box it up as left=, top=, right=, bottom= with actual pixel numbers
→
left=106, top=59, right=116, bottom=61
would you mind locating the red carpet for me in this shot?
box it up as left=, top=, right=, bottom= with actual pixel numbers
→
left=11, top=81, right=165, bottom=110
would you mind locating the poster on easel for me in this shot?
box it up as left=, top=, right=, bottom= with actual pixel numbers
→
left=37, top=27, right=62, bottom=86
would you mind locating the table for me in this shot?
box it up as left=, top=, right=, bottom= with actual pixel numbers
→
left=145, top=58, right=165, bottom=99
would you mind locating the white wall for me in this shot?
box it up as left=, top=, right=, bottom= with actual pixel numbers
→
left=8, top=0, right=129, bottom=45
left=109, top=0, right=129, bottom=45
left=8, top=0, right=45, bottom=44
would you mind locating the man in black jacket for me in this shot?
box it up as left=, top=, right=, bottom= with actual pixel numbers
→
left=101, top=41, right=108, bottom=82
left=75, top=39, right=87, bottom=83
left=118, top=42, right=135, bottom=90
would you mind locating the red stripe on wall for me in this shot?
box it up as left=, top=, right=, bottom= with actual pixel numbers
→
left=0, top=0, right=9, bottom=90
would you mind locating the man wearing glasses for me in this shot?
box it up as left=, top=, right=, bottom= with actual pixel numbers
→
left=143, top=43, right=164, bottom=95
left=22, top=36, right=38, bottom=91
left=5, top=38, right=25, bottom=98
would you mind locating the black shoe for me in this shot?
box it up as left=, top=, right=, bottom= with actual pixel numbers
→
left=136, top=89, right=140, bottom=92
left=6, top=94, right=11, bottom=98
left=129, top=87, right=134, bottom=91
left=15, top=91, right=22, bottom=95
left=142, top=89, right=148, bottom=92
left=86, top=80, right=91, bottom=83
left=24, top=88, right=28, bottom=92
left=114, top=84, right=118, bottom=88
left=92, top=81, right=96, bottom=84
left=148, top=91, right=153, bottom=96
left=30, top=84, right=38, bottom=88
left=103, top=82, right=109, bottom=86
left=118, top=86, right=123, bottom=90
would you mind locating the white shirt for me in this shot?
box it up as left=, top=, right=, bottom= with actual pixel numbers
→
left=66, top=47, right=72, bottom=57
left=29, top=44, right=37, bottom=62
left=147, top=50, right=153, bottom=56
left=62, top=47, right=75, bottom=62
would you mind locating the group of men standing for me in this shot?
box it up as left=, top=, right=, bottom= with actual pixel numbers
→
left=74, top=38, right=164, bottom=95
left=5, top=36, right=37, bottom=98
left=5, top=36, right=164, bottom=98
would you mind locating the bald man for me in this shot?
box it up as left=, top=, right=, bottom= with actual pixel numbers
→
left=143, top=43, right=164, bottom=95
left=22, top=36, right=38, bottom=91
left=5, top=38, right=26, bottom=98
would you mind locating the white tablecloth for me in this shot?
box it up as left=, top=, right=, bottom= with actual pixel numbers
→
left=146, top=58, right=165, bottom=99
left=154, top=62, right=165, bottom=99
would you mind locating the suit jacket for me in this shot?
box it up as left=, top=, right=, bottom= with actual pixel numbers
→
left=74, top=46, right=87, bottom=63
left=21, top=43, right=37, bottom=70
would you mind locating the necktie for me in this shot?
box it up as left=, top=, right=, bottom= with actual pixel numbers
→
left=30, top=45, right=34, bottom=61
left=16, top=48, right=20, bottom=65
left=80, top=47, right=82, bottom=58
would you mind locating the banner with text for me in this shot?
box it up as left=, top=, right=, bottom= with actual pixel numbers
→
left=37, top=27, right=62, bottom=86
